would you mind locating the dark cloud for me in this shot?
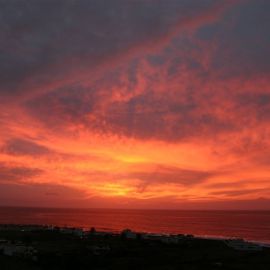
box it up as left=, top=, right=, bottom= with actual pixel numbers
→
left=2, top=0, right=250, bottom=143
left=1, top=0, right=269, bottom=209
left=0, top=182, right=86, bottom=208
left=113, top=96, right=230, bottom=140
left=2, top=138, right=51, bottom=156
left=196, top=0, right=270, bottom=79
left=25, top=77, right=235, bottom=142
left=129, top=165, right=215, bottom=189
left=206, top=181, right=246, bottom=189
left=2, top=0, right=267, bottom=142
left=236, top=93, right=270, bottom=121
left=25, top=83, right=98, bottom=129
left=238, top=93, right=270, bottom=107
left=0, top=0, right=228, bottom=99
left=0, top=164, right=43, bottom=182
left=210, top=188, right=268, bottom=197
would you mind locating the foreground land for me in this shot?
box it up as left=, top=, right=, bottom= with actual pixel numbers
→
left=0, top=225, right=269, bottom=270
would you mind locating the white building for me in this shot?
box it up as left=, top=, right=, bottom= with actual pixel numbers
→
left=60, top=227, right=84, bottom=237
left=160, top=236, right=179, bottom=244
left=121, top=229, right=137, bottom=239
left=224, top=239, right=263, bottom=251
left=0, top=243, right=37, bottom=257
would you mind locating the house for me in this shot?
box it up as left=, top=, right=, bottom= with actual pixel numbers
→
left=121, top=229, right=137, bottom=239
left=224, top=239, right=263, bottom=251
left=73, top=228, right=84, bottom=237
left=160, top=236, right=179, bottom=244
left=0, top=243, right=37, bottom=258
left=139, top=233, right=189, bottom=244
left=140, top=233, right=163, bottom=242
left=60, top=227, right=84, bottom=237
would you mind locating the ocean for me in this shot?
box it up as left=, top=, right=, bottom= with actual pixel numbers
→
left=0, top=207, right=269, bottom=243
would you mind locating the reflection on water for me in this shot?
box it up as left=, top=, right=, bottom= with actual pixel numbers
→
left=0, top=207, right=269, bottom=242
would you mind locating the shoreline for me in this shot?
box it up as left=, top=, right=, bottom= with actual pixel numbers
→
left=1, top=205, right=270, bottom=211
left=1, top=207, right=269, bottom=245
left=1, top=223, right=269, bottom=247
left=1, top=223, right=269, bottom=269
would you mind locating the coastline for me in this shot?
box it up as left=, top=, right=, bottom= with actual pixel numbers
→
left=1, top=223, right=269, bottom=270
left=1, top=223, right=269, bottom=247
left=1, top=207, right=269, bottom=244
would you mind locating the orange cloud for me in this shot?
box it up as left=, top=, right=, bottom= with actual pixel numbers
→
left=0, top=0, right=270, bottom=209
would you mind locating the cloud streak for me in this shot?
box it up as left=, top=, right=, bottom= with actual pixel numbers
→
left=0, top=0, right=238, bottom=102
left=1, top=138, right=52, bottom=156
left=0, top=164, right=43, bottom=183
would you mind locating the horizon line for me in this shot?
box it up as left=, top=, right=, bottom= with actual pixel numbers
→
left=0, top=205, right=269, bottom=211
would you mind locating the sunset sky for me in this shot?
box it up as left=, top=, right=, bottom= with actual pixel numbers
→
left=0, top=0, right=270, bottom=209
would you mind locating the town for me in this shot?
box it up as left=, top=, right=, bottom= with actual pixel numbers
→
left=0, top=224, right=269, bottom=269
